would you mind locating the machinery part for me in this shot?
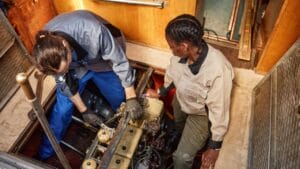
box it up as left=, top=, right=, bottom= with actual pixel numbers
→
left=82, top=88, right=114, bottom=120
left=16, top=73, right=71, bottom=169
left=97, top=144, right=107, bottom=154
left=104, top=112, right=122, bottom=125
left=143, top=98, right=163, bottom=121
left=115, top=125, right=143, bottom=158
left=100, top=67, right=154, bottom=168
left=134, top=146, right=162, bottom=169
left=99, top=105, right=131, bottom=169
left=82, top=159, right=97, bottom=169
left=144, top=119, right=161, bottom=135
left=97, top=128, right=114, bottom=144
left=107, top=154, right=130, bottom=169
left=85, top=136, right=101, bottom=160
left=84, top=67, right=164, bottom=168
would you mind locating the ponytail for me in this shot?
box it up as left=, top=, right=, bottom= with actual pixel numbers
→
left=32, top=30, right=68, bottom=75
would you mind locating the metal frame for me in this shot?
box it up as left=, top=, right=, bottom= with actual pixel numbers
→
left=0, top=9, right=32, bottom=111
left=97, top=0, right=165, bottom=8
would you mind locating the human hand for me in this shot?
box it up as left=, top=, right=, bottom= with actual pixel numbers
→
left=125, top=97, right=143, bottom=120
left=144, top=89, right=160, bottom=98
left=200, top=149, right=220, bottom=169
left=81, top=109, right=103, bottom=126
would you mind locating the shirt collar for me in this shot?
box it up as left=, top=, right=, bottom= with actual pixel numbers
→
left=178, top=41, right=208, bottom=75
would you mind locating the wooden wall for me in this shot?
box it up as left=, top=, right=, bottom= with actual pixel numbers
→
left=53, top=0, right=197, bottom=49
left=255, top=0, right=300, bottom=73
left=7, top=0, right=57, bottom=52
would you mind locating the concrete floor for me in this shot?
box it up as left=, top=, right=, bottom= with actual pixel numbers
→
left=215, top=68, right=263, bottom=169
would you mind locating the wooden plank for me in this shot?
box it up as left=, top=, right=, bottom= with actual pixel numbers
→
left=126, top=42, right=171, bottom=70
left=53, top=0, right=197, bottom=49
left=255, top=0, right=300, bottom=73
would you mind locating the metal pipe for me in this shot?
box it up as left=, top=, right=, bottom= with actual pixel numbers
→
left=98, top=0, right=165, bottom=8
left=16, top=73, right=71, bottom=169
left=61, top=140, right=85, bottom=157
left=34, top=71, right=47, bottom=101
left=71, top=115, right=98, bottom=132
left=135, top=67, right=154, bottom=97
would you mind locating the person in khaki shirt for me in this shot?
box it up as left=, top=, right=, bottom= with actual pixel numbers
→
left=146, top=14, right=234, bottom=169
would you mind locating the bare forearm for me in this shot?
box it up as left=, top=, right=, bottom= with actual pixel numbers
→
left=69, top=92, right=87, bottom=113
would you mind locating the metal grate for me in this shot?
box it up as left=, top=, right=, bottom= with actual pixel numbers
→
left=0, top=20, right=14, bottom=58
left=0, top=10, right=32, bottom=110
left=275, top=46, right=300, bottom=169
left=0, top=43, right=31, bottom=99
left=249, top=39, right=300, bottom=169
left=249, top=75, right=272, bottom=169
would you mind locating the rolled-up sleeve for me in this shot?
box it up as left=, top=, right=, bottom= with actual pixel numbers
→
left=206, top=70, right=233, bottom=142
left=54, top=75, right=73, bottom=97
left=99, top=25, right=135, bottom=88
left=164, top=56, right=180, bottom=88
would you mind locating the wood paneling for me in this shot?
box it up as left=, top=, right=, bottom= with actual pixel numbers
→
left=7, top=0, right=57, bottom=52
left=255, top=0, right=300, bottom=73
left=53, top=0, right=197, bottom=49
left=53, top=0, right=84, bottom=12
left=261, top=0, right=284, bottom=42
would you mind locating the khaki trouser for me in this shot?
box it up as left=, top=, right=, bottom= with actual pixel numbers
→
left=172, top=95, right=209, bottom=169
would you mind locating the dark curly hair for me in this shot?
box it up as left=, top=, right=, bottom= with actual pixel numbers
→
left=31, top=30, right=68, bottom=75
left=165, top=14, right=204, bottom=47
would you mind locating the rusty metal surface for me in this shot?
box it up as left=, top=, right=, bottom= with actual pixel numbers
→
left=249, top=39, right=300, bottom=169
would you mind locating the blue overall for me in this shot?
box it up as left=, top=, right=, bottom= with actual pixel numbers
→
left=38, top=70, right=125, bottom=159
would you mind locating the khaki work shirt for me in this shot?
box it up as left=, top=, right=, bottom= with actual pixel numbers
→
left=164, top=44, right=234, bottom=141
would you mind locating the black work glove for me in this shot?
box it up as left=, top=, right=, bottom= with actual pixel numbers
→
left=81, top=109, right=103, bottom=126
left=125, top=97, right=143, bottom=120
